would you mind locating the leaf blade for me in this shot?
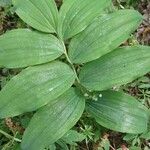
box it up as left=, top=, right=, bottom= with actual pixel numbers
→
left=86, top=90, right=149, bottom=133
left=58, top=0, right=111, bottom=39
left=0, top=29, right=64, bottom=68
left=79, top=46, right=150, bottom=91
left=13, top=0, right=58, bottom=33
left=0, top=61, right=75, bottom=118
left=21, top=88, right=85, bottom=150
left=61, top=130, right=85, bottom=145
left=69, top=10, right=142, bottom=63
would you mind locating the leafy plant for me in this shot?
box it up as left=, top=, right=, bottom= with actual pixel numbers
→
left=0, top=0, right=12, bottom=7
left=0, top=0, right=150, bottom=149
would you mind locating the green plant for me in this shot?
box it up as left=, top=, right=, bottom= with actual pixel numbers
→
left=0, top=0, right=150, bottom=149
left=0, top=0, right=12, bottom=7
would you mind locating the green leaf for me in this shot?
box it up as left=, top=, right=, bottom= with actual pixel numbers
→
left=86, top=90, right=149, bottom=134
left=21, top=88, right=85, bottom=150
left=47, top=144, right=56, bottom=150
left=61, top=130, right=85, bottom=145
left=79, top=46, right=150, bottom=91
left=13, top=144, right=21, bottom=150
left=0, top=29, right=64, bottom=68
left=140, top=131, right=150, bottom=140
left=129, top=146, right=141, bottom=150
left=58, top=0, right=111, bottom=39
left=0, top=0, right=12, bottom=7
left=123, top=134, right=137, bottom=141
left=140, top=116, right=150, bottom=140
left=100, top=138, right=110, bottom=150
left=13, top=0, right=58, bottom=33
left=0, top=61, right=75, bottom=118
left=57, top=140, right=69, bottom=150
left=69, top=10, right=142, bottom=63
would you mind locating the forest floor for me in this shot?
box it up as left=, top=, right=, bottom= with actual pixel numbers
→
left=0, top=0, right=150, bottom=150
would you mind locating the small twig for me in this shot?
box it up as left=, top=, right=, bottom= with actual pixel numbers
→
left=110, top=145, right=116, bottom=150
left=0, top=129, right=21, bottom=142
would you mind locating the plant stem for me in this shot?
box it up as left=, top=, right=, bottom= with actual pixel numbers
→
left=0, top=129, right=21, bottom=143
left=60, top=38, right=80, bottom=83
left=59, top=38, right=92, bottom=96
left=64, top=51, right=80, bottom=83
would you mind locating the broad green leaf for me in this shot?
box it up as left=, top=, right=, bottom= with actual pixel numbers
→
left=0, top=29, right=64, bottom=68
left=58, top=0, right=111, bottom=39
left=69, top=10, right=142, bottom=63
left=86, top=90, right=149, bottom=133
left=0, top=61, right=75, bottom=118
left=79, top=46, right=150, bottom=91
left=21, top=88, right=85, bottom=150
left=13, top=0, right=58, bottom=33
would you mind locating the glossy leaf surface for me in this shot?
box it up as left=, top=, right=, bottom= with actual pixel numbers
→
left=69, top=10, right=142, bottom=63
left=58, top=0, right=111, bottom=39
left=21, top=88, right=85, bottom=150
left=13, top=0, right=58, bottom=33
left=0, top=29, right=64, bottom=68
left=79, top=46, right=150, bottom=91
left=87, top=90, right=149, bottom=133
left=0, top=61, right=75, bottom=118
